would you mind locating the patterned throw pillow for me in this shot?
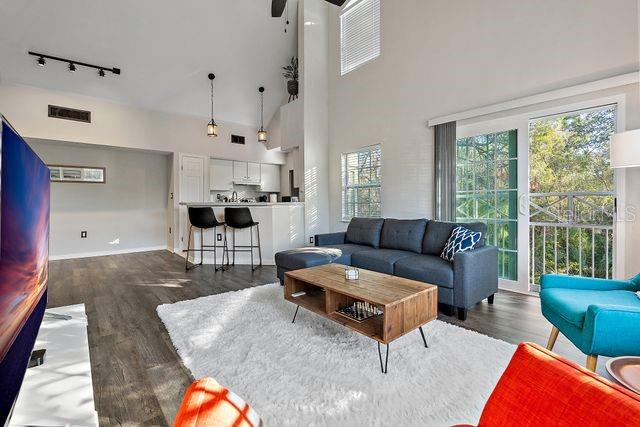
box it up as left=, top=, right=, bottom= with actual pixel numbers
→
left=441, top=226, right=482, bottom=262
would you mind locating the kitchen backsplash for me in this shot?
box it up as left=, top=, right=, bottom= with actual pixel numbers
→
left=210, top=184, right=277, bottom=202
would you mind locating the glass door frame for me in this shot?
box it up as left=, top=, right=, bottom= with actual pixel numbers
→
left=457, top=94, right=627, bottom=293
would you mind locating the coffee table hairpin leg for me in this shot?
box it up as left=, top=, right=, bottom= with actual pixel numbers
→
left=419, top=326, right=428, bottom=348
left=377, top=327, right=428, bottom=374
left=291, top=306, right=300, bottom=324
left=377, top=342, right=389, bottom=374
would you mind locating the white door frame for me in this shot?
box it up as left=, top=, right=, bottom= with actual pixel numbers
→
left=458, top=94, right=627, bottom=293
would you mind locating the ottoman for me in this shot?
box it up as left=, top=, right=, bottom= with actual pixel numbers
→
left=274, top=247, right=342, bottom=285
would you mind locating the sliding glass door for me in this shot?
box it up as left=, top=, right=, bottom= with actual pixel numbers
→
left=528, top=105, right=617, bottom=289
left=455, top=130, right=518, bottom=280
left=456, top=99, right=624, bottom=292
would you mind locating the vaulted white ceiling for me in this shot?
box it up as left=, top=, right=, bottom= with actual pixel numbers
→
left=0, top=0, right=298, bottom=126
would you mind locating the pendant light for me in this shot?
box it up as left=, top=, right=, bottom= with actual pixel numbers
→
left=258, top=86, right=267, bottom=143
left=207, top=73, right=218, bottom=138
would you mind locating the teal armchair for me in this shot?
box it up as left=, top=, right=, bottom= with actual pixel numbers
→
left=539, top=273, right=640, bottom=371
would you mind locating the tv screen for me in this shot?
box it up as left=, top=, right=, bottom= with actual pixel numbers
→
left=0, top=117, right=50, bottom=423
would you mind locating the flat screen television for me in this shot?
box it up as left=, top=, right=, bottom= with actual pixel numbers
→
left=0, top=116, right=50, bottom=424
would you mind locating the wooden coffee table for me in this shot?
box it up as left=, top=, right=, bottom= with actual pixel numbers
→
left=284, top=263, right=438, bottom=373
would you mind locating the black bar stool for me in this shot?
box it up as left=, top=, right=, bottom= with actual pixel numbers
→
left=224, top=207, right=262, bottom=271
left=185, top=207, right=228, bottom=272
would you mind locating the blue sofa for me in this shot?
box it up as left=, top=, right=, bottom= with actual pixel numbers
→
left=275, top=218, right=498, bottom=320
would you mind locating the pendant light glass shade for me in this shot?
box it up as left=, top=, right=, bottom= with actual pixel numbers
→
left=258, top=128, right=267, bottom=142
left=207, top=73, right=218, bottom=138
left=258, top=87, right=267, bottom=143
left=207, top=121, right=218, bottom=137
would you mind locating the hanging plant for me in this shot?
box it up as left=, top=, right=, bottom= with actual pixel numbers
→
left=282, top=56, right=299, bottom=101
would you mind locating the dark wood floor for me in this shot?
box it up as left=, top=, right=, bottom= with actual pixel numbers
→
left=48, top=250, right=585, bottom=426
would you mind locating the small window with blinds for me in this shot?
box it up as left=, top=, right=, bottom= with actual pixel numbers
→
left=342, top=145, right=382, bottom=221
left=340, top=0, right=381, bottom=75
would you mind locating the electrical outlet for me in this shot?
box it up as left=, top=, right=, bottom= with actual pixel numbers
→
left=169, top=227, right=172, bottom=234
left=217, top=233, right=223, bottom=242
left=309, top=236, right=314, bottom=244
left=81, top=231, right=87, bottom=238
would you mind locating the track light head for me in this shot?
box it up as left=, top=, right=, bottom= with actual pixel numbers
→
left=98, top=69, right=105, bottom=77
left=68, top=63, right=76, bottom=73
left=37, top=56, right=46, bottom=67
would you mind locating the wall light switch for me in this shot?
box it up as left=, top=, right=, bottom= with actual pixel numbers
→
left=81, top=231, right=87, bottom=238
left=309, top=236, right=314, bottom=244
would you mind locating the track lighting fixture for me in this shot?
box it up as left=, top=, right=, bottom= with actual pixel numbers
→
left=207, top=73, right=218, bottom=138
left=28, top=51, right=121, bottom=77
left=258, top=87, right=267, bottom=143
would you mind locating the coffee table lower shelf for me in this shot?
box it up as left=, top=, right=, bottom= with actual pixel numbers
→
left=284, top=265, right=437, bottom=373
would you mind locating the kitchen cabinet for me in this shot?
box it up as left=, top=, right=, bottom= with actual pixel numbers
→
left=247, top=162, right=261, bottom=183
left=209, top=159, right=234, bottom=191
left=259, top=163, right=281, bottom=193
left=233, top=161, right=261, bottom=184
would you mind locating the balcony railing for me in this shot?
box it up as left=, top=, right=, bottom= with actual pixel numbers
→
left=529, top=191, right=614, bottom=287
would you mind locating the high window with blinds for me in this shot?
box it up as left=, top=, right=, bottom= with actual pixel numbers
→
left=340, top=0, right=380, bottom=75
left=341, top=145, right=382, bottom=221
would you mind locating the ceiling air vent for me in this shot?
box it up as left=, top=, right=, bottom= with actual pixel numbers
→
left=48, top=105, right=91, bottom=123
left=231, top=134, right=245, bottom=145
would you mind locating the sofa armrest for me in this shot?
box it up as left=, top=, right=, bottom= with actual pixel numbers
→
left=314, top=232, right=346, bottom=246
left=583, top=304, right=640, bottom=356
left=453, top=245, right=498, bottom=308
left=540, top=274, right=636, bottom=292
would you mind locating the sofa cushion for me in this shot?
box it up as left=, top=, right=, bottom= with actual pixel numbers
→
left=345, top=218, right=385, bottom=248
left=321, top=244, right=370, bottom=265
left=274, top=247, right=340, bottom=271
left=380, top=218, right=428, bottom=253
left=423, top=220, right=486, bottom=255
left=394, top=254, right=454, bottom=288
left=540, top=288, right=640, bottom=329
left=351, top=249, right=414, bottom=275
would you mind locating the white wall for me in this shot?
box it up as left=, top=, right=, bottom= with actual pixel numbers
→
left=0, top=82, right=288, bottom=251
left=327, top=0, right=639, bottom=231
left=27, top=139, right=169, bottom=258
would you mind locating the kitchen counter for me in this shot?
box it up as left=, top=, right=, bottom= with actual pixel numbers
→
left=179, top=201, right=303, bottom=207
left=178, top=201, right=305, bottom=265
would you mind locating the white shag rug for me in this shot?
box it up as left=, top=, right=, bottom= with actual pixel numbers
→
left=157, top=283, right=516, bottom=427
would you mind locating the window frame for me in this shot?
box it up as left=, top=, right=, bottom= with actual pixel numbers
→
left=341, top=144, right=382, bottom=222
left=339, top=0, right=381, bottom=76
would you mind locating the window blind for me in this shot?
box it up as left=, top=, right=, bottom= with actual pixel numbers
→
left=340, top=0, right=380, bottom=75
left=341, top=145, right=382, bottom=221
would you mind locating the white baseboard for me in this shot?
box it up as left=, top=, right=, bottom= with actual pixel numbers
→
left=50, top=246, right=168, bottom=260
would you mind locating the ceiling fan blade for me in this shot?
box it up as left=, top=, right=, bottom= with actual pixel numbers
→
left=272, top=0, right=287, bottom=17
left=325, top=0, right=347, bottom=6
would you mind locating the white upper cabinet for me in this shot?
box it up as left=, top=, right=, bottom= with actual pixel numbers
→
left=232, top=161, right=261, bottom=185
left=247, top=162, right=261, bottom=184
left=209, top=159, right=234, bottom=191
left=259, top=163, right=281, bottom=193
left=233, top=161, right=247, bottom=182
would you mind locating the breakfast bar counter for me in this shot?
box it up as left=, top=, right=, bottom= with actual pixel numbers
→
left=178, top=202, right=305, bottom=265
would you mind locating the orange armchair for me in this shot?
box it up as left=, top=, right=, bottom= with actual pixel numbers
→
left=174, top=378, right=262, bottom=427
left=459, top=342, right=640, bottom=426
